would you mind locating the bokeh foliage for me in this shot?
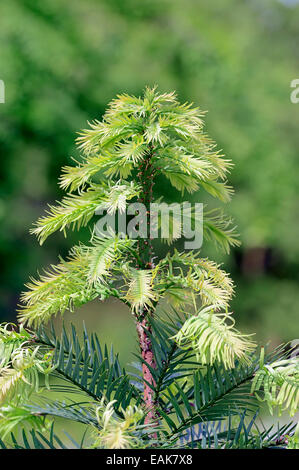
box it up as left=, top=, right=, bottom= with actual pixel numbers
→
left=0, top=0, right=299, bottom=345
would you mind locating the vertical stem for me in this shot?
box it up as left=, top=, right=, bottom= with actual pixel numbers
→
left=136, top=312, right=157, bottom=426
left=135, top=148, right=158, bottom=429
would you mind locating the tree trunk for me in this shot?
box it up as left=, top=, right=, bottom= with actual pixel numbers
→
left=136, top=149, right=158, bottom=431
left=136, top=313, right=158, bottom=426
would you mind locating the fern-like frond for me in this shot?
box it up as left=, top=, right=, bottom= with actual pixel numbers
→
left=200, top=179, right=233, bottom=202
left=125, top=269, right=157, bottom=313
left=99, top=181, right=141, bottom=215
left=159, top=169, right=200, bottom=194
left=0, top=405, right=47, bottom=439
left=252, top=353, right=299, bottom=417
left=31, top=185, right=106, bottom=244
left=115, top=137, right=147, bottom=164
left=86, top=234, right=135, bottom=284
left=59, top=155, right=108, bottom=192
left=17, top=247, right=99, bottom=326
left=105, top=93, right=145, bottom=118
left=76, top=120, right=108, bottom=155
left=0, top=422, right=82, bottom=449
left=203, top=208, right=240, bottom=253
left=0, top=324, right=31, bottom=368
left=172, top=305, right=256, bottom=369
left=157, top=361, right=258, bottom=436
left=0, top=368, right=28, bottom=403
left=59, top=87, right=236, bottom=214
left=155, top=250, right=234, bottom=309
left=154, top=146, right=215, bottom=180
left=0, top=347, right=54, bottom=404
left=18, top=234, right=136, bottom=326
left=35, top=323, right=141, bottom=409
left=33, top=180, right=141, bottom=245
left=87, top=236, right=117, bottom=283
left=76, top=116, right=144, bottom=155
left=93, top=400, right=145, bottom=449
left=179, top=414, right=296, bottom=449
left=26, top=401, right=98, bottom=428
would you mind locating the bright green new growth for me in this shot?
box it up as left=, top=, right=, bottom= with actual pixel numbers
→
left=252, top=351, right=299, bottom=417
left=93, top=400, right=145, bottom=449
left=19, top=87, right=248, bottom=367
left=173, top=305, right=255, bottom=369
left=0, top=87, right=298, bottom=449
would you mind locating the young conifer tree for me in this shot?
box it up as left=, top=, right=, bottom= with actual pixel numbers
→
left=0, top=87, right=298, bottom=449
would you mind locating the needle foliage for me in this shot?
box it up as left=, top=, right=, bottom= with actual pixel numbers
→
left=0, top=88, right=298, bottom=449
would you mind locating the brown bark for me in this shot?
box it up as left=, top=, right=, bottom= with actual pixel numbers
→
left=135, top=148, right=159, bottom=433
left=136, top=314, right=158, bottom=427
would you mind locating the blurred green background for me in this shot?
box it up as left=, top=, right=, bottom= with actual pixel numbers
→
left=0, top=0, right=299, bottom=366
